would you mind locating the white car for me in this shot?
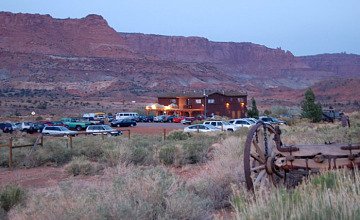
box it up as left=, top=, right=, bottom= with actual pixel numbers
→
left=244, top=118, right=258, bottom=124
left=203, top=121, right=238, bottom=131
left=184, top=124, right=221, bottom=133
left=229, top=119, right=254, bottom=128
left=86, top=125, right=122, bottom=136
left=42, top=126, right=78, bottom=136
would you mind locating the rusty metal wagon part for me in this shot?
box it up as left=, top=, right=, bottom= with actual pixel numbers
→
left=243, top=121, right=360, bottom=191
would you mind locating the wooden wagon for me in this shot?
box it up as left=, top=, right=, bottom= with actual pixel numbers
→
left=244, top=122, right=360, bottom=191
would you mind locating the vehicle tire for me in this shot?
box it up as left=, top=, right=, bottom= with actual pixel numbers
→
left=117, top=124, right=120, bottom=127
left=130, top=124, right=134, bottom=127
left=75, top=126, right=82, bottom=131
left=228, top=129, right=234, bottom=132
left=107, top=133, right=112, bottom=137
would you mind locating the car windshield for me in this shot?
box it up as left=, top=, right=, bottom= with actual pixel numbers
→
left=103, top=125, right=112, bottom=130
left=205, top=124, right=219, bottom=129
left=59, top=127, right=69, bottom=131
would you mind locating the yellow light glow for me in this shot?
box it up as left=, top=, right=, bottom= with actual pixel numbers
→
left=151, top=104, right=157, bottom=110
left=240, top=102, right=245, bottom=107
left=226, top=102, right=230, bottom=108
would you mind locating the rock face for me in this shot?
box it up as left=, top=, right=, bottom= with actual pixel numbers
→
left=0, top=11, right=359, bottom=114
left=0, top=12, right=137, bottom=58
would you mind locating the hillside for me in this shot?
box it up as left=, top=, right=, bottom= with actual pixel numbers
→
left=0, top=11, right=359, bottom=115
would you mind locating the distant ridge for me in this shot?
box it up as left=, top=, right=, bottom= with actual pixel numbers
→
left=0, top=11, right=359, bottom=114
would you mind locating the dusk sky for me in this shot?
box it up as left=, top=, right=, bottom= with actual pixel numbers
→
left=1, top=0, right=359, bottom=56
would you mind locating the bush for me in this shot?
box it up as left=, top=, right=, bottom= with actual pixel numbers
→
left=232, top=170, right=360, bottom=220
left=65, top=156, right=102, bottom=176
left=0, top=185, right=25, bottom=212
left=182, top=135, right=217, bottom=164
left=166, top=130, right=191, bottom=141
left=158, top=145, right=176, bottom=165
left=11, top=166, right=211, bottom=219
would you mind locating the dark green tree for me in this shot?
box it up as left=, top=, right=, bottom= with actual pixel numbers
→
left=301, top=88, right=323, bottom=122
left=247, top=97, right=259, bottom=118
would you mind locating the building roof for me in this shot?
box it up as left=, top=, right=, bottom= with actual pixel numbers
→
left=158, top=90, right=247, bottom=98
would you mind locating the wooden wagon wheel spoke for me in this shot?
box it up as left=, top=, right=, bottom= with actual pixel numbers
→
left=253, top=170, right=266, bottom=186
left=250, top=153, right=265, bottom=163
left=251, top=164, right=265, bottom=172
left=244, top=122, right=285, bottom=191
left=252, top=139, right=266, bottom=161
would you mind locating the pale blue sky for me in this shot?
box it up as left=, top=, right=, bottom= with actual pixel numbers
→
left=1, top=0, right=359, bottom=56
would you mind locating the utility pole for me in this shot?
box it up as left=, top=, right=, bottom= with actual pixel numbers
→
left=203, top=89, right=207, bottom=117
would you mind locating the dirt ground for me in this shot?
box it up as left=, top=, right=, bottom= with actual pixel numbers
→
left=0, top=122, right=186, bottom=189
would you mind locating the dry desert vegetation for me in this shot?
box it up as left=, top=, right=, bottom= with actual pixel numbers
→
left=0, top=112, right=359, bottom=219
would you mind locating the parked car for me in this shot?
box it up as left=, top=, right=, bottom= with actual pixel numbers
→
left=82, top=117, right=104, bottom=125
left=107, top=115, right=114, bottom=122
left=181, top=117, right=196, bottom=125
left=50, top=121, right=66, bottom=127
left=184, top=124, right=221, bottom=133
left=61, top=118, right=91, bottom=131
left=19, top=122, right=33, bottom=132
left=0, top=122, right=13, bottom=133
left=229, top=119, right=253, bottom=128
left=110, top=119, right=137, bottom=127
left=259, top=116, right=286, bottom=125
left=86, top=125, right=122, bottom=136
left=138, top=115, right=154, bottom=122
left=244, top=118, right=258, bottom=124
left=32, top=122, right=46, bottom=133
left=153, top=115, right=166, bottom=122
left=203, top=121, right=238, bottom=131
left=42, top=126, right=78, bottom=136
left=163, top=115, right=175, bottom=123
left=173, top=116, right=186, bottom=123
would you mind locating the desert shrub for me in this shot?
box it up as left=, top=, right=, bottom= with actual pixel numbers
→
left=11, top=166, right=211, bottom=219
left=158, top=145, right=176, bottom=165
left=121, top=136, right=160, bottom=165
left=310, top=171, right=338, bottom=190
left=27, top=144, right=73, bottom=167
left=166, top=130, right=191, bottom=141
left=189, top=136, right=244, bottom=209
left=0, top=185, right=25, bottom=212
left=182, top=135, right=218, bottom=164
left=232, top=170, right=360, bottom=220
left=65, top=156, right=102, bottom=176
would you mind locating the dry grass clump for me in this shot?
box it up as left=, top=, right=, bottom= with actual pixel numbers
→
left=232, top=169, right=360, bottom=220
left=0, top=185, right=26, bottom=213
left=10, top=165, right=211, bottom=219
left=64, top=156, right=103, bottom=176
left=280, top=115, right=359, bottom=145
left=188, top=136, right=245, bottom=209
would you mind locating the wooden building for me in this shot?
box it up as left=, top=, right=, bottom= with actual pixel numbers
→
left=150, top=91, right=247, bottom=119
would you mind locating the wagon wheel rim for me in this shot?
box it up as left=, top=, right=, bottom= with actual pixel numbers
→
left=244, top=122, right=284, bottom=191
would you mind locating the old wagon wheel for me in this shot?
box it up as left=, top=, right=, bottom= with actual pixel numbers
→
left=244, top=122, right=284, bottom=191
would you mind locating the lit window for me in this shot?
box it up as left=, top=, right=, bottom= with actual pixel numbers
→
left=208, top=99, right=215, bottom=104
left=195, top=99, right=201, bottom=104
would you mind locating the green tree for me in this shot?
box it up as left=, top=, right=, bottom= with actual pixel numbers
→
left=247, top=97, right=259, bottom=118
left=301, top=88, right=322, bottom=122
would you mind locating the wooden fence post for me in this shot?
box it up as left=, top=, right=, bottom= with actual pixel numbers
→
left=163, top=128, right=166, bottom=141
left=69, top=135, right=73, bottom=149
left=9, top=138, right=13, bottom=169
left=40, top=135, right=44, bottom=147
left=128, top=130, right=131, bottom=139
left=101, top=133, right=105, bottom=140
